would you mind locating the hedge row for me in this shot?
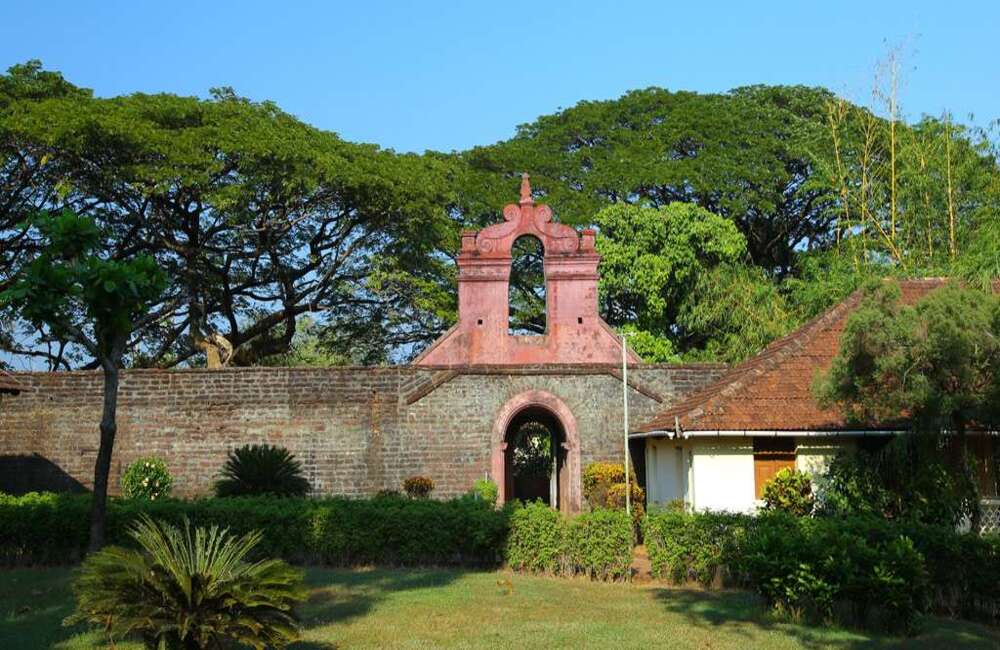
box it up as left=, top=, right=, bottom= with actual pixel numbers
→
left=643, top=510, right=1000, bottom=632
left=505, top=500, right=633, bottom=581
left=0, top=493, right=632, bottom=581
left=0, top=492, right=508, bottom=567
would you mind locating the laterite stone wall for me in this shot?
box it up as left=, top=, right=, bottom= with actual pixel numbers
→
left=0, top=364, right=724, bottom=498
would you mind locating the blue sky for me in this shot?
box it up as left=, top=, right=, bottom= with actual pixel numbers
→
left=1, top=1, right=997, bottom=153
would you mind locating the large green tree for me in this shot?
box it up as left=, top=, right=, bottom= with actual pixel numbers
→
left=816, top=280, right=1000, bottom=528
left=0, top=212, right=169, bottom=550
left=0, top=63, right=459, bottom=369
left=594, top=201, right=791, bottom=361
left=454, top=86, right=839, bottom=275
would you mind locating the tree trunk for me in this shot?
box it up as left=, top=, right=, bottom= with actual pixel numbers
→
left=88, top=361, right=120, bottom=553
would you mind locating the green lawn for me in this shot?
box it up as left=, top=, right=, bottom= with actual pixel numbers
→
left=2, top=567, right=999, bottom=649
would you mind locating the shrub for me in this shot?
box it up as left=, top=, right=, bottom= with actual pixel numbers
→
left=120, top=457, right=173, bottom=500
left=568, top=508, right=634, bottom=581
left=643, top=510, right=751, bottom=586
left=607, top=482, right=645, bottom=524
left=761, top=468, right=814, bottom=516
left=505, top=500, right=566, bottom=574
left=583, top=461, right=628, bottom=506
left=214, top=444, right=310, bottom=498
left=66, top=515, right=306, bottom=649
left=0, top=493, right=510, bottom=568
left=505, top=501, right=632, bottom=580
left=816, top=438, right=976, bottom=527
left=403, top=476, right=434, bottom=499
left=583, top=461, right=643, bottom=524
left=738, top=512, right=929, bottom=633
left=472, top=478, right=499, bottom=506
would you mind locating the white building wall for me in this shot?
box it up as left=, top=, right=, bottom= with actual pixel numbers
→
left=690, top=438, right=756, bottom=513
left=645, top=439, right=686, bottom=505
left=796, top=437, right=854, bottom=475
left=643, top=435, right=859, bottom=514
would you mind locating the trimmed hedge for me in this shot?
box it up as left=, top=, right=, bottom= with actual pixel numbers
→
left=643, top=509, right=1000, bottom=633
left=0, top=492, right=505, bottom=567
left=0, top=493, right=633, bottom=582
left=643, top=510, right=751, bottom=586
left=505, top=501, right=633, bottom=581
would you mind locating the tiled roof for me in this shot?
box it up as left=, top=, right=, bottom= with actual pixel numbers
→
left=0, top=370, right=22, bottom=394
left=633, top=278, right=957, bottom=434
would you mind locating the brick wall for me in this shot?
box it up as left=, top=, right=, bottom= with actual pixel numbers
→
left=0, top=364, right=725, bottom=498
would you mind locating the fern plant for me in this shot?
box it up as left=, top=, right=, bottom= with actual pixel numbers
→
left=214, top=444, right=311, bottom=497
left=66, top=515, right=307, bottom=649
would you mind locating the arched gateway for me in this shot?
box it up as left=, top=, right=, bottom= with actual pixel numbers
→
left=491, top=390, right=581, bottom=512
left=414, top=174, right=638, bottom=511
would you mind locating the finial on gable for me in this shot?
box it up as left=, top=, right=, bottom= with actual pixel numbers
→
left=519, top=172, right=533, bottom=205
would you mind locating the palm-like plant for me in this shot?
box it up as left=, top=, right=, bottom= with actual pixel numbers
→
left=214, top=444, right=311, bottom=497
left=66, top=515, right=307, bottom=649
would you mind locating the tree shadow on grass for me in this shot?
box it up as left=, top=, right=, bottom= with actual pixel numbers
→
left=650, top=587, right=1000, bottom=650
left=296, top=567, right=469, bottom=630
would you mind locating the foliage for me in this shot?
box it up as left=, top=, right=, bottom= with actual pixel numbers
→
left=738, top=513, right=929, bottom=633
left=815, top=436, right=975, bottom=527
left=508, top=422, right=553, bottom=479
left=0, top=63, right=458, bottom=369
left=642, top=510, right=752, bottom=586
left=402, top=476, right=435, bottom=499
left=214, top=444, right=311, bottom=498
left=0, top=492, right=509, bottom=568
left=504, top=501, right=632, bottom=581
left=595, top=202, right=750, bottom=361
left=816, top=280, right=1000, bottom=431
left=761, top=468, right=815, bottom=517
left=815, top=281, right=1000, bottom=526
left=120, top=457, right=173, bottom=500
left=677, top=264, right=796, bottom=363
left=582, top=461, right=644, bottom=524
left=0, top=210, right=169, bottom=551
left=471, top=478, right=498, bottom=506
left=66, top=515, right=306, bottom=649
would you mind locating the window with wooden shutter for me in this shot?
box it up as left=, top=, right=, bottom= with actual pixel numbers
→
left=753, top=437, right=796, bottom=499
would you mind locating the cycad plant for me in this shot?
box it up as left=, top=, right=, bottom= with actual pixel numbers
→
left=66, top=515, right=307, bottom=649
left=214, top=444, right=311, bottom=497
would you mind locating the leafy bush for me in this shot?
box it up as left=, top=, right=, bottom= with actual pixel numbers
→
left=120, top=457, right=173, bottom=500
left=403, top=476, right=434, bottom=499
left=214, top=444, right=310, bottom=498
left=505, top=501, right=632, bottom=581
left=471, top=478, right=499, bottom=506
left=761, top=468, right=814, bottom=516
left=583, top=461, right=644, bottom=523
left=643, top=510, right=751, bottom=586
left=738, top=512, right=929, bottom=633
left=66, top=515, right=306, bottom=649
left=816, top=437, right=976, bottom=527
left=0, top=492, right=508, bottom=568
left=309, top=496, right=508, bottom=566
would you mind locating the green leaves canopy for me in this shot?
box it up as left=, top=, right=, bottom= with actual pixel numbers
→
left=816, top=281, right=1000, bottom=430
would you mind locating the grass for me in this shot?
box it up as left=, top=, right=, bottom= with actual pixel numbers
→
left=2, top=567, right=999, bottom=649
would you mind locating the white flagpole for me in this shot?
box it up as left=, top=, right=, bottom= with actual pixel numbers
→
left=622, top=331, right=630, bottom=518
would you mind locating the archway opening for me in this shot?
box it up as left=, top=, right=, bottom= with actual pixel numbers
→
left=504, top=406, right=567, bottom=509
left=508, top=235, right=546, bottom=335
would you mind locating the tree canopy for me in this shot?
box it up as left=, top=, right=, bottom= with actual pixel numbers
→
left=1, top=62, right=998, bottom=369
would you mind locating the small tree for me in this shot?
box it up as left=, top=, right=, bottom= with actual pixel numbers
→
left=0, top=212, right=169, bottom=550
left=815, top=280, right=1000, bottom=529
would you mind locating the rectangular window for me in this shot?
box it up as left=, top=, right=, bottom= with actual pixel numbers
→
left=753, top=437, right=796, bottom=499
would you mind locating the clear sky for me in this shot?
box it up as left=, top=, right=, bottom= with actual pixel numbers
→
left=1, top=1, right=997, bottom=153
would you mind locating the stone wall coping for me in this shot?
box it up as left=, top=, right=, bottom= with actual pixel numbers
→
left=4, top=361, right=728, bottom=380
